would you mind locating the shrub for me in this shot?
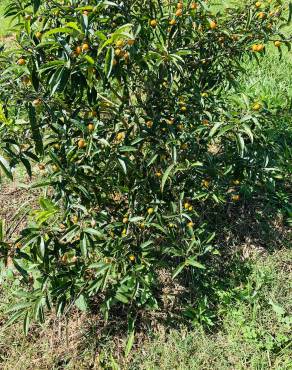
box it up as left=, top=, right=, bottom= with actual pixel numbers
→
left=0, top=0, right=291, bottom=330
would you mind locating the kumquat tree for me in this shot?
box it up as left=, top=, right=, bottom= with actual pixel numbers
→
left=0, top=0, right=291, bottom=334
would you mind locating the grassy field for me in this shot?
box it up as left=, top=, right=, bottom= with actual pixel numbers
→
left=0, top=0, right=11, bottom=39
left=0, top=1, right=291, bottom=369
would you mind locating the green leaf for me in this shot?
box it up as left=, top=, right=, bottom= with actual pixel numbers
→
left=209, top=122, right=221, bottom=137
left=66, top=22, right=82, bottom=33
left=38, top=237, right=45, bottom=259
left=125, top=329, right=135, bottom=357
left=116, top=291, right=129, bottom=304
left=147, top=154, right=158, bottom=167
left=23, top=312, right=30, bottom=336
left=32, top=0, right=41, bottom=14
left=80, top=235, right=88, bottom=258
left=241, top=123, right=253, bottom=143
left=75, top=294, right=88, bottom=312
left=0, top=218, right=5, bottom=242
left=236, top=133, right=245, bottom=157
left=118, top=157, right=127, bottom=175
left=172, top=262, right=186, bottom=279
left=269, top=299, right=285, bottom=316
left=0, top=155, right=13, bottom=180
left=186, top=258, right=205, bottom=269
left=129, top=216, right=144, bottom=223
left=83, top=228, right=105, bottom=239
left=49, top=66, right=70, bottom=95
left=84, top=55, right=95, bottom=65
left=161, top=164, right=175, bottom=192
left=104, top=47, right=114, bottom=78
left=27, top=103, right=44, bottom=156
left=44, top=27, right=74, bottom=37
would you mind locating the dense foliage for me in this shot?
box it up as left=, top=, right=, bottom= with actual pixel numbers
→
left=0, top=0, right=291, bottom=330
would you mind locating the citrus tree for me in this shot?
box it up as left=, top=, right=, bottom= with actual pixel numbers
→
left=0, top=0, right=291, bottom=330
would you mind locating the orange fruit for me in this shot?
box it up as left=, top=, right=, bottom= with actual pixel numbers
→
left=177, top=2, right=183, bottom=9
left=32, top=98, right=42, bottom=106
left=123, top=217, right=129, bottom=224
left=150, top=19, right=158, bottom=28
left=88, top=123, right=95, bottom=131
left=17, top=58, right=26, bottom=66
left=155, top=172, right=162, bottom=177
left=75, top=46, right=82, bottom=55
left=256, top=44, right=264, bottom=52
left=232, top=194, right=240, bottom=202
left=258, top=12, right=265, bottom=19
left=255, top=1, right=261, bottom=8
left=35, top=31, right=42, bottom=39
left=202, top=179, right=210, bottom=188
left=251, top=44, right=258, bottom=52
left=116, top=39, right=124, bottom=48
left=129, top=255, right=135, bottom=261
left=115, top=48, right=122, bottom=57
left=209, top=20, right=217, bottom=30
left=147, top=208, right=154, bottom=215
left=146, top=120, right=153, bottom=128
left=176, top=8, right=183, bottom=17
left=116, top=132, right=125, bottom=141
left=82, top=43, right=89, bottom=52
left=190, top=2, right=198, bottom=10
left=169, top=19, right=176, bottom=25
left=78, top=139, right=86, bottom=148
left=274, top=40, right=281, bottom=47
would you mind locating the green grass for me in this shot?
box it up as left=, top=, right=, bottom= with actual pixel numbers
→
left=129, top=250, right=292, bottom=370
left=1, top=249, right=291, bottom=369
left=0, top=0, right=11, bottom=38
left=239, top=41, right=292, bottom=109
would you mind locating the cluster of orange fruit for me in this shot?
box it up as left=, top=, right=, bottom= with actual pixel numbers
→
left=75, top=42, right=90, bottom=55
left=149, top=2, right=216, bottom=30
